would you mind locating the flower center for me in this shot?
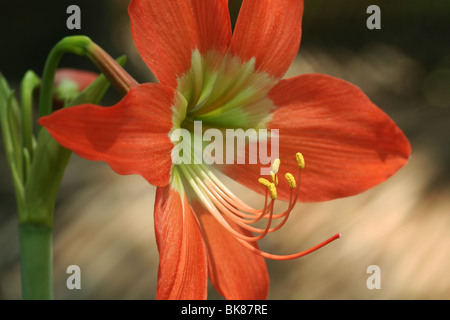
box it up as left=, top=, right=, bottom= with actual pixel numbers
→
left=175, top=49, right=277, bottom=131
left=177, top=152, right=341, bottom=260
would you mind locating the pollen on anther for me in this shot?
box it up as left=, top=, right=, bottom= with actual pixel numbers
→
left=296, top=152, right=305, bottom=169
left=268, top=183, right=277, bottom=200
left=285, top=172, right=296, bottom=189
left=258, top=178, right=272, bottom=188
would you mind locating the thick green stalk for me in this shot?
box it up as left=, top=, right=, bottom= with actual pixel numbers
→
left=38, top=36, right=93, bottom=119
left=19, top=225, right=53, bottom=300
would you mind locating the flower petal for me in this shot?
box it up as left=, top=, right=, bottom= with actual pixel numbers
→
left=221, top=74, right=411, bottom=202
left=229, top=0, right=304, bottom=79
left=154, top=185, right=208, bottom=300
left=129, top=0, right=231, bottom=89
left=39, top=83, right=185, bottom=187
left=53, top=68, right=98, bottom=108
left=192, top=201, right=269, bottom=300
left=54, top=68, right=97, bottom=92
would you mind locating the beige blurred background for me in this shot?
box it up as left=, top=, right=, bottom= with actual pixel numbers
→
left=1, top=0, right=450, bottom=299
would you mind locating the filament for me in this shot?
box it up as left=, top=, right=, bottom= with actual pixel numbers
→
left=178, top=152, right=340, bottom=260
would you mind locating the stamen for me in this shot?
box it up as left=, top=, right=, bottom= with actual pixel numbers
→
left=207, top=172, right=262, bottom=215
left=208, top=181, right=267, bottom=220
left=178, top=151, right=339, bottom=261
left=268, top=183, right=277, bottom=200
left=296, top=152, right=305, bottom=169
left=206, top=180, right=270, bottom=224
left=285, top=173, right=296, bottom=189
left=182, top=164, right=281, bottom=241
left=258, top=178, right=272, bottom=188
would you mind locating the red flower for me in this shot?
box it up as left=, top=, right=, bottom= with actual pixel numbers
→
left=54, top=68, right=97, bottom=92
left=53, top=68, right=98, bottom=108
left=39, top=0, right=410, bottom=299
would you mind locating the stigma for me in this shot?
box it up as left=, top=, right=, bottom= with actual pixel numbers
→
left=178, top=152, right=341, bottom=260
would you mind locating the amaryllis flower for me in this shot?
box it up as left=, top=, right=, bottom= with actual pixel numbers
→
left=39, top=0, right=411, bottom=299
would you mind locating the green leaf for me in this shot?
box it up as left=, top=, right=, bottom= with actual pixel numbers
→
left=20, top=70, right=41, bottom=161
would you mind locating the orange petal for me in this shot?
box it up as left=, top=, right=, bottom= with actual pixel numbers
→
left=221, top=73, right=411, bottom=202
left=192, top=201, right=269, bottom=300
left=229, top=0, right=304, bottom=79
left=39, top=83, right=182, bottom=187
left=129, top=0, right=231, bottom=89
left=154, top=186, right=208, bottom=300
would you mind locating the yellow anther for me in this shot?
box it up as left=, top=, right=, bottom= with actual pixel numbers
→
left=285, top=173, right=296, bottom=189
left=270, top=171, right=278, bottom=185
left=272, top=158, right=281, bottom=174
left=259, top=178, right=277, bottom=199
left=268, top=183, right=277, bottom=200
left=296, top=152, right=305, bottom=169
left=258, top=178, right=272, bottom=188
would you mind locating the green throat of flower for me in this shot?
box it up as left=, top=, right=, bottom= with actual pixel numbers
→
left=177, top=49, right=277, bottom=130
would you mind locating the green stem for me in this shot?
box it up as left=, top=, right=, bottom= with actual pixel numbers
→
left=19, top=225, right=53, bottom=300
left=38, top=36, right=93, bottom=120
left=38, top=35, right=137, bottom=122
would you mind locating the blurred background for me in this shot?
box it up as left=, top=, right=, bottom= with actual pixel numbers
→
left=1, top=0, right=450, bottom=299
